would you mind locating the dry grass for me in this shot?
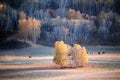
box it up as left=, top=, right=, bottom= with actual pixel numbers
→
left=0, top=53, right=120, bottom=80
left=0, top=56, right=53, bottom=62
left=88, top=54, right=120, bottom=62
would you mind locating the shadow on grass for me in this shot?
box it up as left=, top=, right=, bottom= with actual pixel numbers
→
left=0, top=65, right=61, bottom=74
left=0, top=66, right=69, bottom=79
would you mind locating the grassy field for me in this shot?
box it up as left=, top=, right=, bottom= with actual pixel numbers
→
left=0, top=53, right=120, bottom=80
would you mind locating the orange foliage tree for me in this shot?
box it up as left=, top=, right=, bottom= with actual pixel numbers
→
left=18, top=12, right=41, bottom=43
left=0, top=4, right=3, bottom=11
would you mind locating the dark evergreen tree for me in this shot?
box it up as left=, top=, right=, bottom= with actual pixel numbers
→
left=114, top=0, right=120, bottom=14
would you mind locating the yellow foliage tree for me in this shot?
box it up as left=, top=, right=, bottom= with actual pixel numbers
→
left=18, top=12, right=41, bottom=43
left=0, top=4, right=3, bottom=11
left=53, top=41, right=69, bottom=67
left=53, top=42, right=88, bottom=68
left=71, top=44, right=88, bottom=67
left=82, top=47, right=88, bottom=64
left=73, top=44, right=81, bottom=49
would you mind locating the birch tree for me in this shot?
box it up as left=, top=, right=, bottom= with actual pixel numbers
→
left=18, top=12, right=41, bottom=43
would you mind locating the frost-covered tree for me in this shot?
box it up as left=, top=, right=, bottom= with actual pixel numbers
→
left=0, top=4, right=18, bottom=31
left=53, top=0, right=70, bottom=17
left=19, top=11, right=26, bottom=19
left=20, top=1, right=41, bottom=16
left=67, top=9, right=82, bottom=19
left=97, top=11, right=113, bottom=43
left=50, top=12, right=96, bottom=45
left=70, top=44, right=88, bottom=67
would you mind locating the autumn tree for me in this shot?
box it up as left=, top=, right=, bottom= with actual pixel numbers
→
left=67, top=9, right=82, bottom=19
left=70, top=44, right=88, bottom=67
left=53, top=41, right=69, bottom=68
left=18, top=11, right=41, bottom=43
left=0, top=4, right=3, bottom=11
left=53, top=41, right=88, bottom=68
